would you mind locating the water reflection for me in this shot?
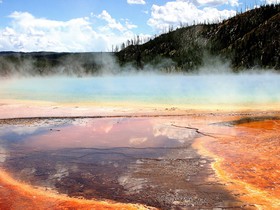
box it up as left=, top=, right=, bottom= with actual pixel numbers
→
left=0, top=117, right=198, bottom=207
left=17, top=118, right=185, bottom=150
left=2, top=115, right=279, bottom=209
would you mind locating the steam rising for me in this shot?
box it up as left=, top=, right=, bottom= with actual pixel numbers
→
left=0, top=53, right=280, bottom=107
left=0, top=53, right=122, bottom=77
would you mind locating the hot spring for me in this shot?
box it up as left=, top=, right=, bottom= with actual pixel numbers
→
left=1, top=72, right=280, bottom=209
left=1, top=73, right=280, bottom=108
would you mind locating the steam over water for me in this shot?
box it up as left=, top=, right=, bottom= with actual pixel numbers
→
left=1, top=73, right=280, bottom=106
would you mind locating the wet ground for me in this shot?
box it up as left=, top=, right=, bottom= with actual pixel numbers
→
left=0, top=112, right=280, bottom=209
left=198, top=116, right=280, bottom=209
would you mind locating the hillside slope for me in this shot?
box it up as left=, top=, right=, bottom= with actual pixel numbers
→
left=116, top=4, right=280, bottom=71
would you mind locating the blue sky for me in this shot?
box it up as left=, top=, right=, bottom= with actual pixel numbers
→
left=0, top=0, right=277, bottom=52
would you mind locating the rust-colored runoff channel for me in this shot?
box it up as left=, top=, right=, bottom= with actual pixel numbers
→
left=195, top=118, right=280, bottom=209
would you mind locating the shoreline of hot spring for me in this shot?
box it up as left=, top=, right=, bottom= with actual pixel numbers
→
left=1, top=98, right=280, bottom=119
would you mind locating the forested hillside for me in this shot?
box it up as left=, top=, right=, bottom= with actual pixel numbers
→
left=116, top=4, right=280, bottom=71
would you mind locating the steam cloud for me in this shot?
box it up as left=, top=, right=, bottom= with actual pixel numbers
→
left=0, top=52, right=278, bottom=77
left=0, top=52, right=279, bottom=107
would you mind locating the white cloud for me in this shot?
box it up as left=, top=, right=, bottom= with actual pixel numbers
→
left=195, top=0, right=239, bottom=7
left=228, top=0, right=239, bottom=6
left=97, top=10, right=126, bottom=32
left=0, top=11, right=143, bottom=52
left=1, top=11, right=104, bottom=52
left=129, top=137, right=148, bottom=145
left=125, top=19, right=138, bottom=29
left=127, top=0, right=146, bottom=5
left=266, top=0, right=279, bottom=4
left=148, top=0, right=236, bottom=31
left=153, top=124, right=196, bottom=143
left=142, top=10, right=149, bottom=14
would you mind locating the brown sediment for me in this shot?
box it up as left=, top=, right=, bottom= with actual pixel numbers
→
left=193, top=117, right=280, bottom=210
left=0, top=168, right=153, bottom=210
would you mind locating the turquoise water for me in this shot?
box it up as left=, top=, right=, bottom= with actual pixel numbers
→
left=1, top=74, right=280, bottom=106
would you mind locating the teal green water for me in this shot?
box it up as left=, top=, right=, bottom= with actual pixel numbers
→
left=1, top=74, right=280, bottom=106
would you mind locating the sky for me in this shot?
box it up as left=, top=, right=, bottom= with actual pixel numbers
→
left=0, top=0, right=278, bottom=52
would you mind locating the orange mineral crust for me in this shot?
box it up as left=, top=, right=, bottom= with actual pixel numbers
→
left=0, top=169, right=153, bottom=210
left=195, top=119, right=280, bottom=209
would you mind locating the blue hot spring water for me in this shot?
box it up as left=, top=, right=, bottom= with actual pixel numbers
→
left=0, top=74, right=280, bottom=106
